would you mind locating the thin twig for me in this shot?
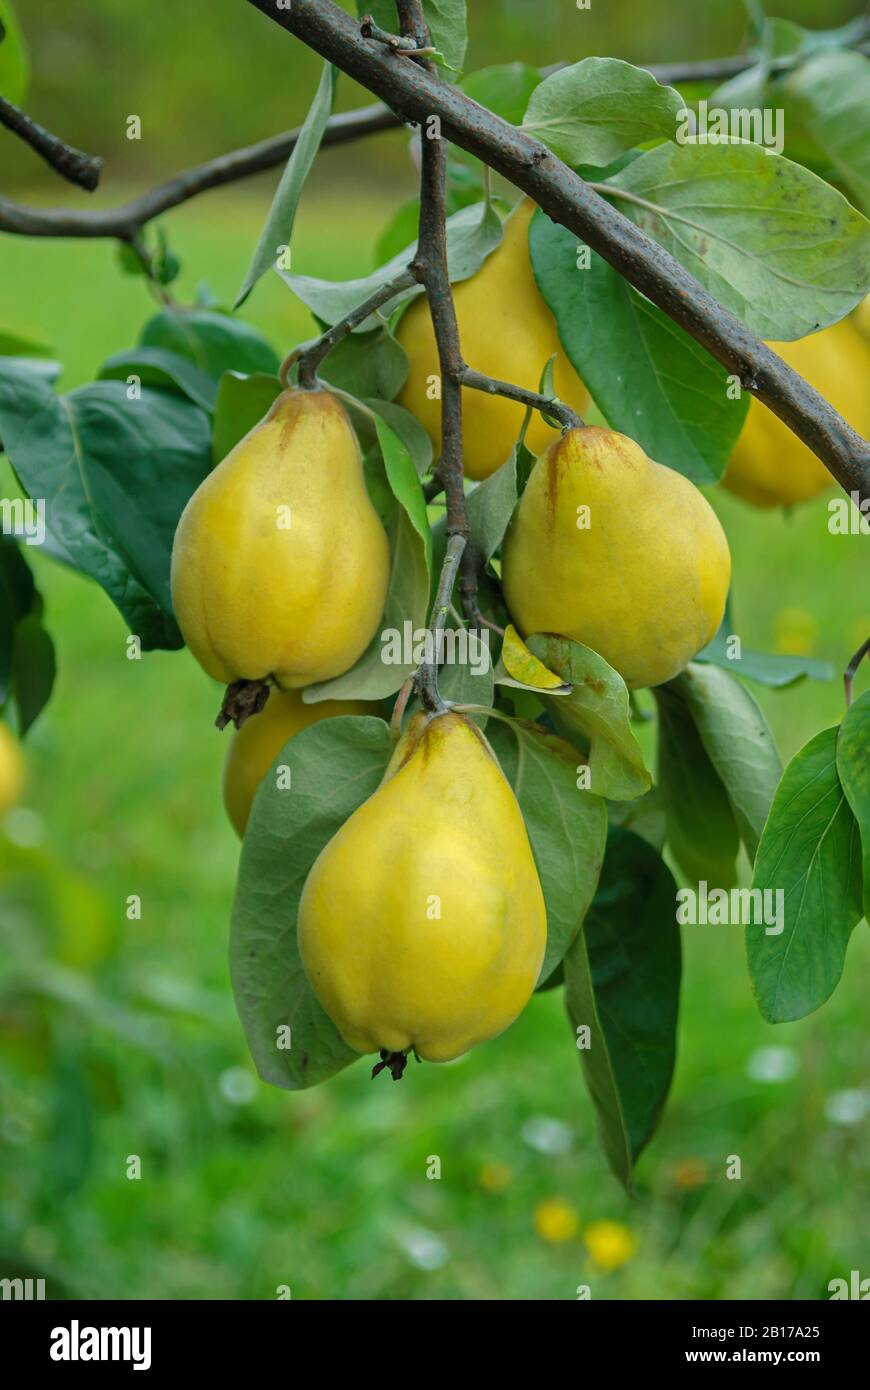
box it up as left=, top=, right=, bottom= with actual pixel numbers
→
left=0, top=104, right=398, bottom=239
left=0, top=95, right=102, bottom=191
left=390, top=675, right=415, bottom=740
left=397, top=0, right=475, bottom=647
left=460, top=366, right=583, bottom=430
left=417, top=533, right=467, bottom=713
left=360, top=14, right=437, bottom=57
left=422, top=475, right=445, bottom=502
left=127, top=234, right=176, bottom=308
left=844, top=636, right=870, bottom=708
left=246, top=0, right=870, bottom=505
left=293, top=266, right=416, bottom=388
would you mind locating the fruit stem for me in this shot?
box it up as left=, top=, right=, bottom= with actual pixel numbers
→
left=359, top=16, right=437, bottom=58
left=844, top=635, right=870, bottom=708
left=417, top=533, right=467, bottom=713
left=460, top=366, right=583, bottom=431
left=292, top=267, right=418, bottom=390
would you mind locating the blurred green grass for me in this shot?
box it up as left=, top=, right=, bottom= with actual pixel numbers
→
left=0, top=187, right=868, bottom=1301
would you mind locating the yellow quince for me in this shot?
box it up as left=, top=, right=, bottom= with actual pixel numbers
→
left=501, top=425, right=731, bottom=689
left=298, top=709, right=547, bottom=1063
left=396, top=198, right=589, bottom=480
left=171, top=388, right=390, bottom=688
left=723, top=318, right=870, bottom=508
left=223, top=689, right=376, bottom=838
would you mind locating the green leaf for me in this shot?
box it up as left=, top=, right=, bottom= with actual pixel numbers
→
left=488, top=719, right=606, bottom=984
left=319, top=325, right=409, bottom=401
left=421, top=0, right=467, bottom=75
left=564, top=828, right=681, bottom=1189
left=779, top=50, right=870, bottom=214
left=211, top=371, right=282, bottom=465
left=606, top=788, right=666, bottom=853
left=230, top=716, right=393, bottom=1090
left=696, top=628, right=833, bottom=686
left=0, top=0, right=28, bottom=103
left=749, top=727, right=864, bottom=1022
left=466, top=451, right=518, bottom=563
left=139, top=309, right=279, bottom=379
left=236, top=62, right=337, bottom=307
left=436, top=626, right=495, bottom=717
left=282, top=199, right=502, bottom=327
left=654, top=682, right=740, bottom=888
left=461, top=62, right=541, bottom=124
left=836, top=690, right=870, bottom=921
left=606, top=139, right=870, bottom=339
left=153, top=226, right=181, bottom=286
left=530, top=220, right=747, bottom=482
left=0, top=362, right=211, bottom=648
left=374, top=415, right=432, bottom=576
left=525, top=634, right=652, bottom=801
left=0, top=535, right=35, bottom=705
left=783, top=49, right=867, bottom=212
left=667, top=663, right=781, bottom=861
left=98, top=347, right=218, bottom=413
left=523, top=58, right=685, bottom=166
left=10, top=614, right=55, bottom=734
left=0, top=330, right=51, bottom=358
left=363, top=398, right=432, bottom=477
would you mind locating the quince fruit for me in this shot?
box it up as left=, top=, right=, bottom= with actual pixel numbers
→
left=223, top=689, right=375, bottom=838
left=0, top=721, right=24, bottom=818
left=298, top=709, right=546, bottom=1064
left=171, top=388, right=390, bottom=687
left=501, top=426, right=730, bottom=690
left=396, top=198, right=589, bottom=480
left=723, top=319, right=870, bottom=508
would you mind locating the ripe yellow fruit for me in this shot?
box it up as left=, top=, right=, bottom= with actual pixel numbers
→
left=723, top=319, right=870, bottom=508
left=501, top=426, right=731, bottom=690
left=298, top=710, right=547, bottom=1063
left=171, top=388, right=390, bottom=688
left=223, top=689, right=375, bottom=838
left=0, top=721, right=25, bottom=817
left=396, top=198, right=589, bottom=480
left=853, top=293, right=870, bottom=342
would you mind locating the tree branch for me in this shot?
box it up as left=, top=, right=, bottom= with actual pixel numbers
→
left=5, top=47, right=858, bottom=239
left=0, top=103, right=397, bottom=240
left=0, top=95, right=102, bottom=191
left=396, top=0, right=476, bottom=651
left=245, top=0, right=870, bottom=505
